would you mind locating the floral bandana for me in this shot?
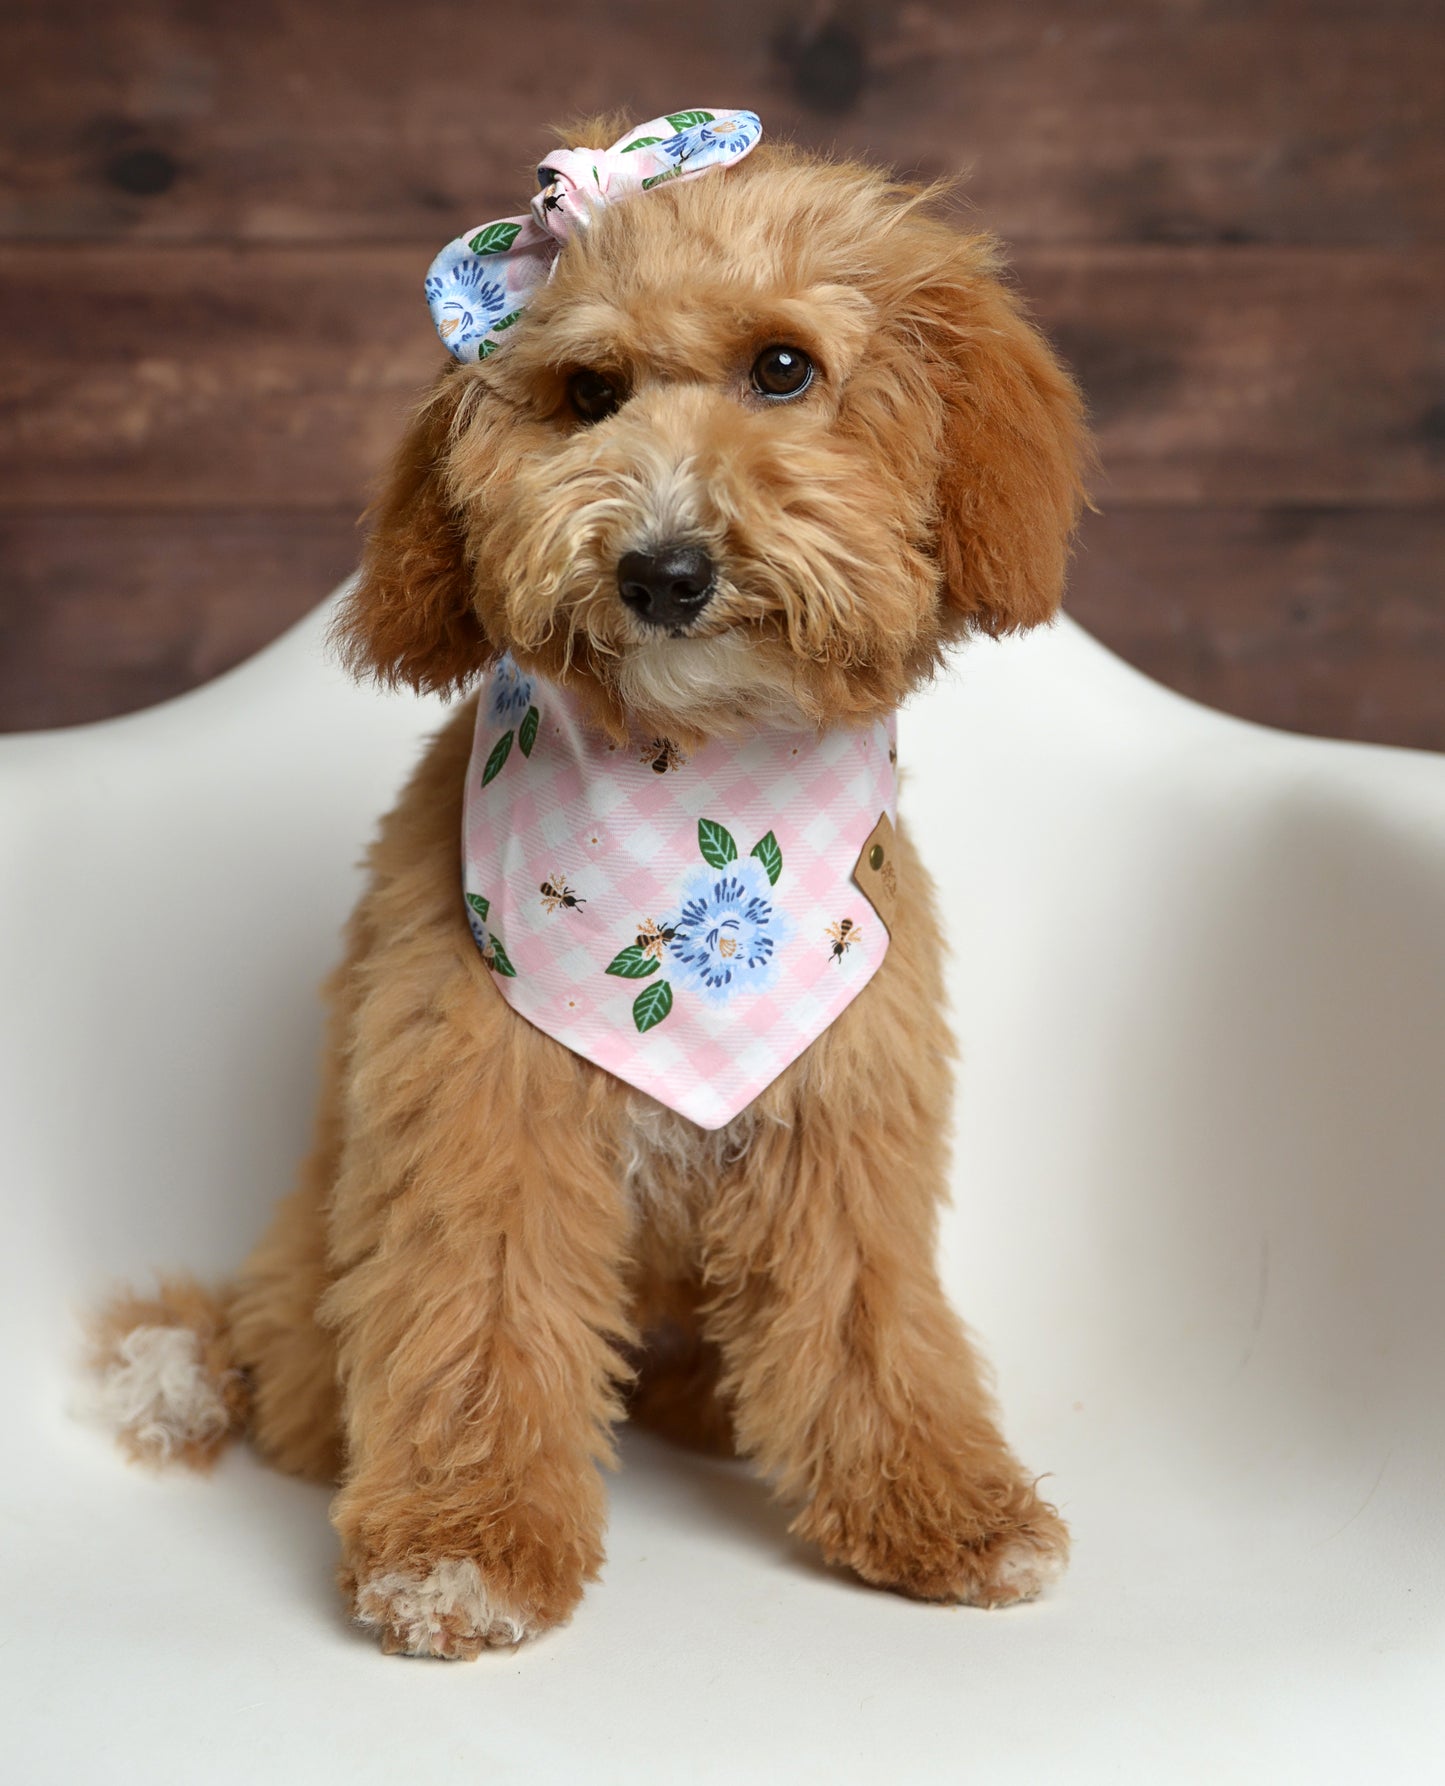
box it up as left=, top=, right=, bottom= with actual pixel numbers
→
left=425, top=109, right=763, bottom=362
left=462, top=658, right=898, bottom=1130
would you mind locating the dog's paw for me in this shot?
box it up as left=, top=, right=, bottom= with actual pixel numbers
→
left=337, top=1482, right=601, bottom=1659
left=350, top=1557, right=536, bottom=1660
left=953, top=1514, right=1070, bottom=1609
left=802, top=1470, right=1070, bottom=1609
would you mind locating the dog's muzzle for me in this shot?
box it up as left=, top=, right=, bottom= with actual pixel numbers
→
left=617, top=544, right=716, bottom=631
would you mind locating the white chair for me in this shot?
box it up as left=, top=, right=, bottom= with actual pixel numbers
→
left=3, top=588, right=1442, bottom=1783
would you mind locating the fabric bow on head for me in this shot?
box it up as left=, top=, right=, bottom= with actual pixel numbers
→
left=424, top=109, right=763, bottom=363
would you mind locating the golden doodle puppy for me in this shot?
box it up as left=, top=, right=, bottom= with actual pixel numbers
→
left=92, top=110, right=1089, bottom=1659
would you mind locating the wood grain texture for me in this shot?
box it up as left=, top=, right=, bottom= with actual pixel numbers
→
left=1067, top=506, right=1445, bottom=751
left=0, top=510, right=359, bottom=730
left=4, top=244, right=1442, bottom=508
left=3, top=0, right=1442, bottom=248
left=1030, top=246, right=1445, bottom=504
left=0, top=245, right=432, bottom=508
left=0, top=0, right=1441, bottom=747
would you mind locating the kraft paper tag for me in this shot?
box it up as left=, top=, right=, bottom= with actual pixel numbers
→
left=851, top=811, right=898, bottom=933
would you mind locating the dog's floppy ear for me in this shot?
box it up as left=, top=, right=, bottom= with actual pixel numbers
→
left=333, top=368, right=493, bottom=695
left=914, top=236, right=1090, bottom=637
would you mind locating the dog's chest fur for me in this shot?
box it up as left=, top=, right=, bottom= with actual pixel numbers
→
left=618, top=1094, right=762, bottom=1254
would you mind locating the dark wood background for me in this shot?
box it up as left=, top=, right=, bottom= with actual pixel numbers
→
left=3, top=0, right=1442, bottom=747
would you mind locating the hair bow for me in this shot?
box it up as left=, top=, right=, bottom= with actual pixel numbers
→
left=424, top=109, right=763, bottom=364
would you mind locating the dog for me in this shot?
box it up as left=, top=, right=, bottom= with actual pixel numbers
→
left=90, top=109, right=1089, bottom=1659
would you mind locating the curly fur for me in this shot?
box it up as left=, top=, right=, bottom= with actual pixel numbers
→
left=92, top=125, right=1090, bottom=1656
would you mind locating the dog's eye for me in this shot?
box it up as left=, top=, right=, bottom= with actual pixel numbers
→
left=751, top=345, right=813, bottom=400
left=568, top=369, right=623, bottom=424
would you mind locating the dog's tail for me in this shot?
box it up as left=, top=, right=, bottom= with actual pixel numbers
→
left=83, top=1276, right=249, bottom=1470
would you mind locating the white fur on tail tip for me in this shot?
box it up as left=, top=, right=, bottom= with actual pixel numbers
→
left=82, top=1324, right=232, bottom=1460
left=354, top=1558, right=533, bottom=1657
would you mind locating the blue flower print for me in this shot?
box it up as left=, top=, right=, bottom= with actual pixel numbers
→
left=425, top=256, right=508, bottom=354
left=465, top=896, right=516, bottom=976
left=665, top=855, right=790, bottom=1003
left=698, top=115, right=762, bottom=157
left=486, top=654, right=535, bottom=728
left=658, top=114, right=761, bottom=166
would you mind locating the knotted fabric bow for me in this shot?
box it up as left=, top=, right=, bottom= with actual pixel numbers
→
left=425, top=109, right=763, bottom=363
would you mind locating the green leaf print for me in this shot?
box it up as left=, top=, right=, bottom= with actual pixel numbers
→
left=465, top=892, right=491, bottom=921
left=491, top=309, right=523, bottom=333
left=518, top=705, right=539, bottom=757
left=487, top=935, right=517, bottom=978
left=750, top=831, right=783, bottom=887
left=620, top=136, right=663, bottom=153
left=482, top=730, right=513, bottom=785
left=698, top=818, right=738, bottom=869
left=468, top=220, right=523, bottom=256
left=633, top=979, right=673, bottom=1033
left=477, top=339, right=499, bottom=359
left=606, top=944, right=660, bottom=979
left=665, top=111, right=714, bottom=130
left=641, top=166, right=683, bottom=191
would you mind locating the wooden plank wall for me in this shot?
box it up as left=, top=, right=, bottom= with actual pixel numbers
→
left=2, top=0, right=1442, bottom=746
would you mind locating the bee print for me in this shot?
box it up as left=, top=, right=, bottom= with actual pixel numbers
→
left=635, top=917, right=678, bottom=961
left=825, top=917, right=862, bottom=964
left=641, top=737, right=687, bottom=774
left=540, top=876, right=587, bottom=914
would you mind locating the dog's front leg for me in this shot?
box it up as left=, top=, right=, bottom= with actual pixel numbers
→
left=700, top=1075, right=1067, bottom=1609
left=322, top=966, right=630, bottom=1658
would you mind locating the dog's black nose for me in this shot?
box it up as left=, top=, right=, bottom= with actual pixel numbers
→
left=617, top=544, right=715, bottom=630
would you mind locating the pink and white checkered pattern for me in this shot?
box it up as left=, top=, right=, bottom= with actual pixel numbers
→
left=461, top=663, right=897, bottom=1129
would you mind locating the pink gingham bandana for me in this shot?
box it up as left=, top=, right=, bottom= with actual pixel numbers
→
left=425, top=110, right=763, bottom=362
left=461, top=657, right=897, bottom=1129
